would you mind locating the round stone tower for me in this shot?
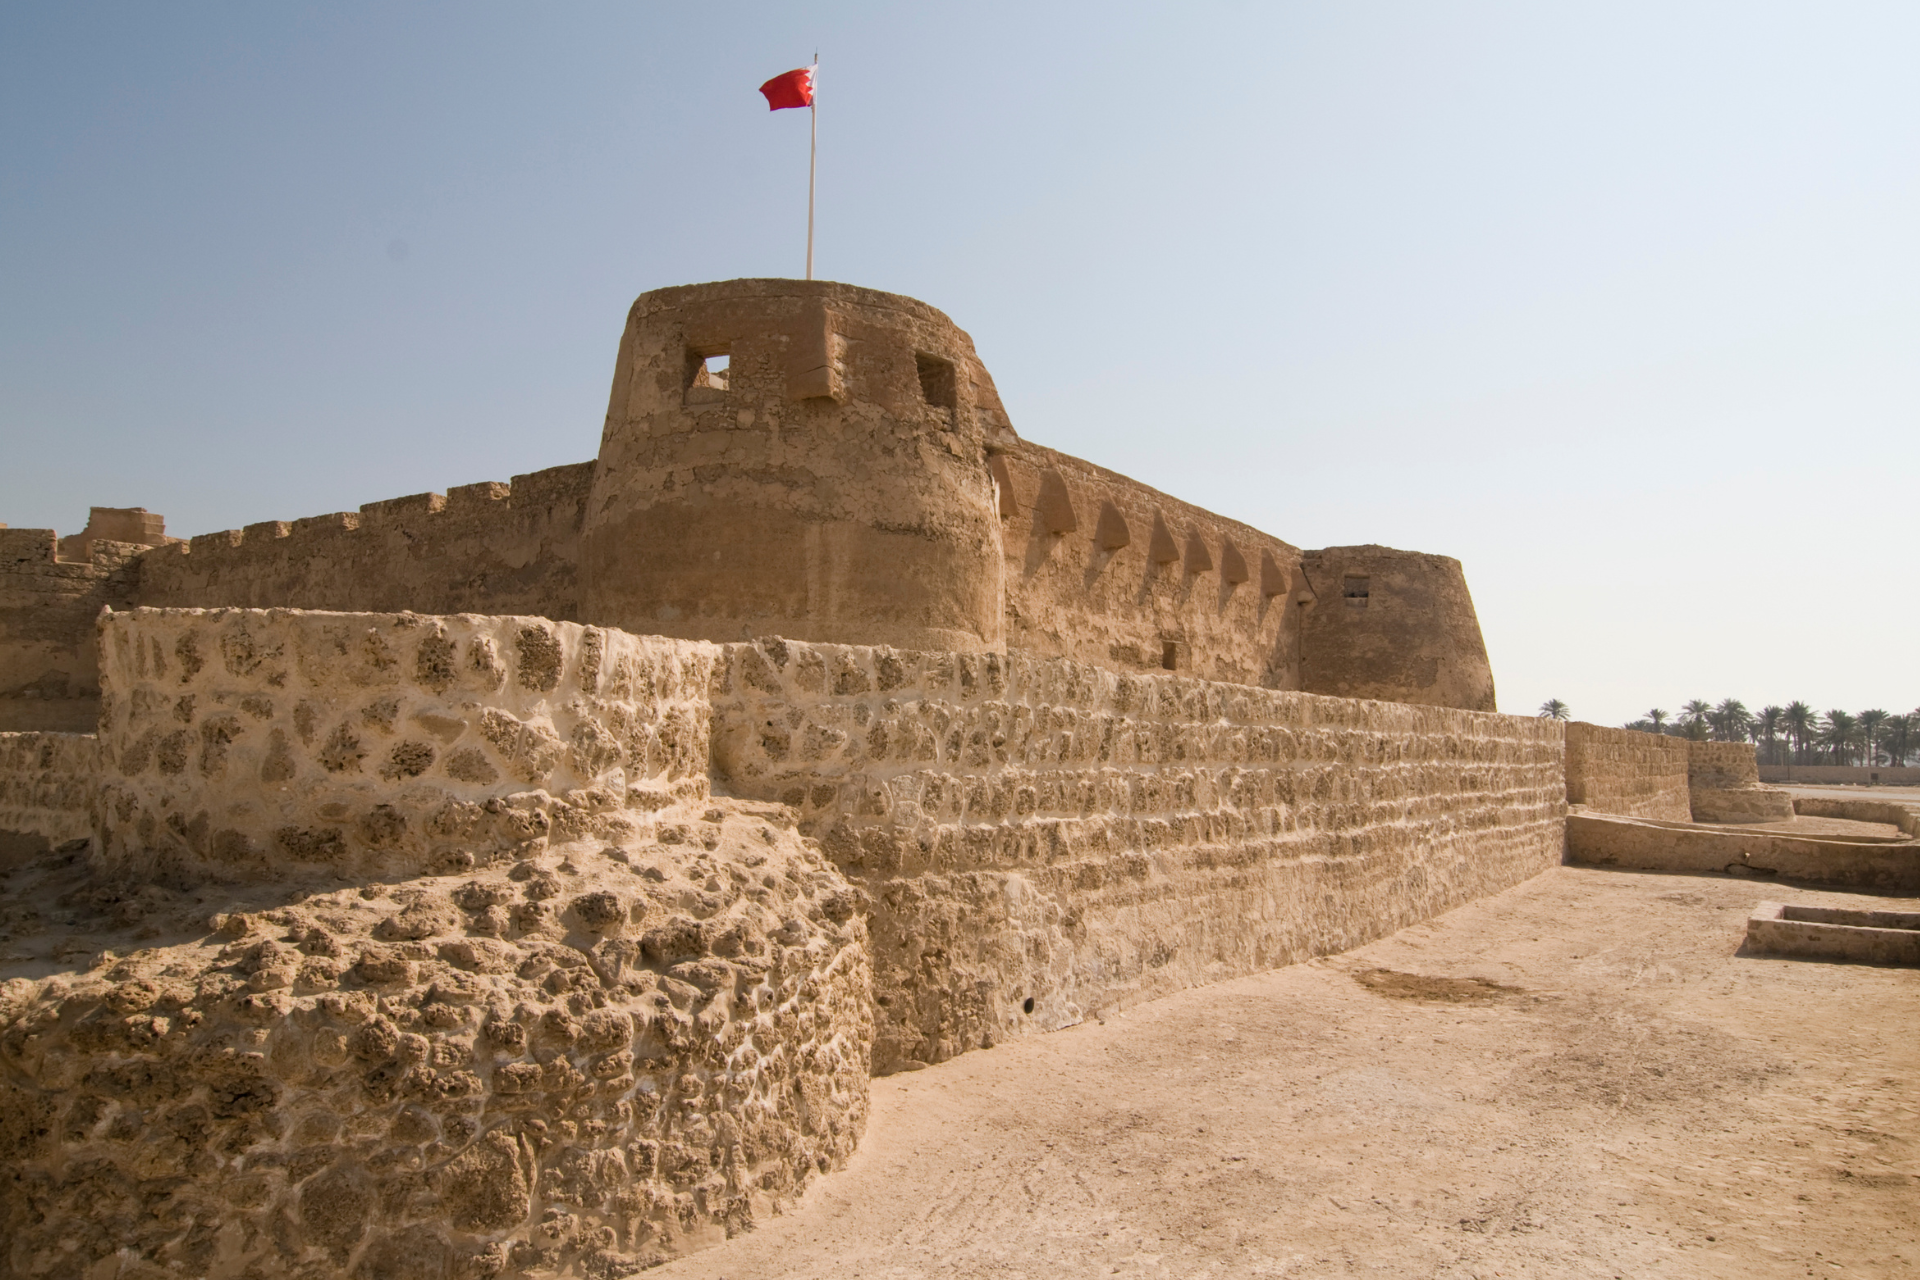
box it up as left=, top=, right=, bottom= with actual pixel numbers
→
left=581, top=279, right=1014, bottom=651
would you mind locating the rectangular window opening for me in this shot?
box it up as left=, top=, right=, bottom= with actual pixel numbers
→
left=685, top=346, right=731, bottom=394
left=1161, top=641, right=1183, bottom=671
left=916, top=352, right=956, bottom=409
left=1343, top=575, right=1370, bottom=607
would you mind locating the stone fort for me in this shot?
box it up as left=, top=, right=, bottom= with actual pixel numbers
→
left=4, top=279, right=1851, bottom=1277
left=1, top=280, right=1495, bottom=735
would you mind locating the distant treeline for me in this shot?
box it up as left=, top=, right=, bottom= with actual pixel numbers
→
left=1621, top=700, right=1916, bottom=767
left=1535, top=698, right=1916, bottom=766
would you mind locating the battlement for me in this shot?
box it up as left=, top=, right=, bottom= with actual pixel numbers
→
left=55, top=506, right=170, bottom=562
left=157, top=461, right=594, bottom=565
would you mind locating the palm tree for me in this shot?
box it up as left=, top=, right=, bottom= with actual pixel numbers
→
left=1887, top=713, right=1918, bottom=767
left=1783, top=702, right=1816, bottom=764
left=1679, top=699, right=1713, bottom=741
left=1711, top=697, right=1751, bottom=743
left=1537, top=699, right=1571, bottom=721
left=1819, top=710, right=1859, bottom=765
left=1858, top=709, right=1890, bottom=767
left=1755, top=706, right=1785, bottom=766
left=1645, top=708, right=1670, bottom=733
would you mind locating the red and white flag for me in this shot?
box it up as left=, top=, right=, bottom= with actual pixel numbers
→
left=759, top=65, right=815, bottom=111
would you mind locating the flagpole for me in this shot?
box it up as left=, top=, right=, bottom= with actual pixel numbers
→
left=805, top=62, right=817, bottom=280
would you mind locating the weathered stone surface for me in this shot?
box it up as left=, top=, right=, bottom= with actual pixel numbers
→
left=1566, top=810, right=1920, bottom=889
left=993, top=441, right=1311, bottom=687
left=1686, top=740, right=1794, bottom=823
left=1296, top=545, right=1497, bottom=712
left=0, top=798, right=871, bottom=1277
left=712, top=639, right=1565, bottom=1073
left=1, top=589, right=1562, bottom=1268
left=0, top=529, right=147, bottom=732
left=1564, top=721, right=1692, bottom=822
left=92, top=609, right=718, bottom=884
left=582, top=280, right=1010, bottom=656
left=0, top=731, right=99, bottom=854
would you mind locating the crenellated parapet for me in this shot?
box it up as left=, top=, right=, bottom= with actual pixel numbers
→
left=136, top=461, right=595, bottom=620
left=0, top=527, right=147, bottom=730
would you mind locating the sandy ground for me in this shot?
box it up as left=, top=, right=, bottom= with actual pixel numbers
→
left=659, top=865, right=1919, bottom=1280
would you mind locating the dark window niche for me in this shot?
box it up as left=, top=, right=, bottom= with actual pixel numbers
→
left=1343, top=575, right=1370, bottom=607
left=915, top=352, right=956, bottom=409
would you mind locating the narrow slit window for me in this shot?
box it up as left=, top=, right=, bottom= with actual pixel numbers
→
left=915, top=353, right=956, bottom=409
left=1343, top=575, right=1370, bottom=607
left=1161, top=643, right=1179, bottom=671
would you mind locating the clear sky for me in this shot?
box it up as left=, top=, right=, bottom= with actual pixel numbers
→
left=4, top=2, right=1915, bottom=726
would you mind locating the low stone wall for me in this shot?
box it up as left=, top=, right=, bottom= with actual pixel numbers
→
left=1760, top=765, right=1920, bottom=786
left=1792, top=796, right=1920, bottom=839
left=0, top=731, right=99, bottom=852
left=1566, top=812, right=1920, bottom=890
left=1564, top=722, right=1690, bottom=821
left=94, top=609, right=718, bottom=885
left=1745, top=901, right=1920, bottom=966
left=0, top=797, right=872, bottom=1276
left=712, top=640, right=1565, bottom=1072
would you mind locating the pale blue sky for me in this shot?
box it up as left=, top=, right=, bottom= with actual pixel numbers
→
left=3, top=2, right=1914, bottom=725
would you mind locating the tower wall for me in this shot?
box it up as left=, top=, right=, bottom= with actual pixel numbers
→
left=580, top=280, right=1007, bottom=653
left=1296, top=546, right=1497, bottom=712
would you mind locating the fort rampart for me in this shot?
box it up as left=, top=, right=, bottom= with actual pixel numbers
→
left=1563, top=724, right=1794, bottom=825
left=0, top=605, right=1559, bottom=1270
left=2, top=280, right=1499, bottom=735
left=1563, top=722, right=1692, bottom=821
left=709, top=638, right=1561, bottom=1072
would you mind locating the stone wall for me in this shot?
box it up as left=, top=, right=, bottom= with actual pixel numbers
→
left=1, top=607, right=879, bottom=1274
left=1687, top=741, right=1761, bottom=789
left=582, top=280, right=1008, bottom=655
left=1687, top=740, right=1793, bottom=824
left=994, top=440, right=1308, bottom=688
left=93, top=608, right=718, bottom=885
left=0, top=529, right=144, bottom=732
left=1296, top=546, right=1498, bottom=712
left=0, top=797, right=873, bottom=1276
left=0, top=731, right=99, bottom=852
left=1567, top=811, right=1920, bottom=890
left=1790, top=795, right=1920, bottom=839
left=710, top=639, right=1565, bottom=1073
left=1563, top=722, right=1692, bottom=821
left=135, top=462, right=594, bottom=622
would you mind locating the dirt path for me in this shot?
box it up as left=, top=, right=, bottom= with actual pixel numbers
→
left=659, top=866, right=1919, bottom=1279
